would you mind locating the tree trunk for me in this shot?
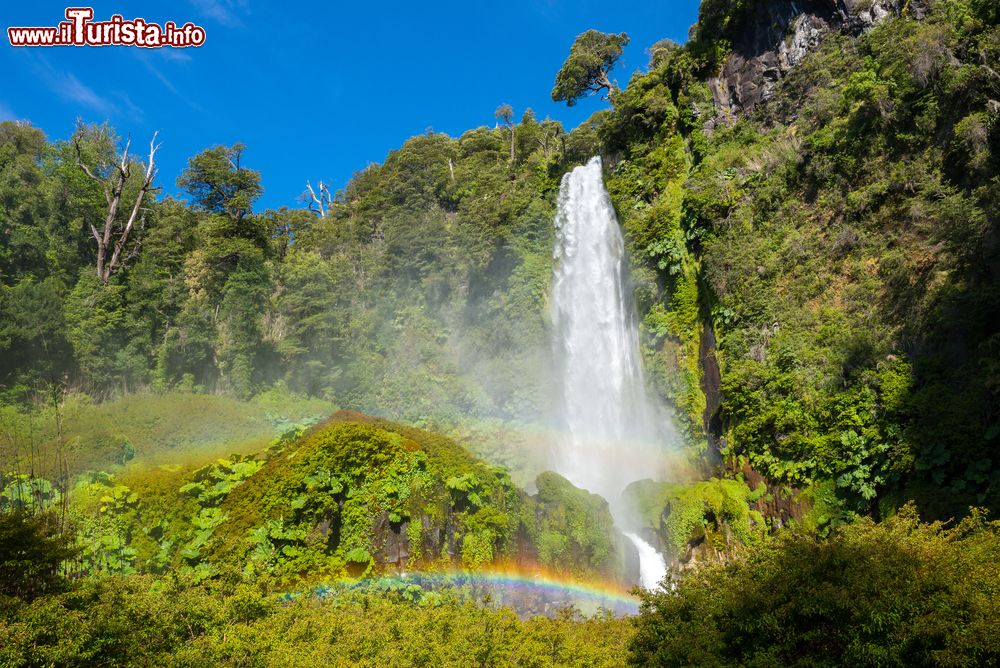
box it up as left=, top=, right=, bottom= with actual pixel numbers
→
left=77, top=132, right=160, bottom=284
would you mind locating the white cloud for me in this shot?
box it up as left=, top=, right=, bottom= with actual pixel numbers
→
left=153, top=48, right=193, bottom=64
left=59, top=71, right=114, bottom=115
left=189, top=0, right=249, bottom=27
left=26, top=53, right=112, bottom=115
left=134, top=52, right=203, bottom=112
left=114, top=92, right=145, bottom=122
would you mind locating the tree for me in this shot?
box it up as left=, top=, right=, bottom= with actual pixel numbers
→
left=0, top=510, right=78, bottom=601
left=74, top=124, right=161, bottom=284
left=551, top=30, right=630, bottom=106
left=0, top=121, right=50, bottom=282
left=304, top=180, right=334, bottom=218
left=495, top=104, right=515, bottom=163
left=527, top=111, right=565, bottom=162
left=629, top=508, right=1000, bottom=666
left=263, top=207, right=315, bottom=260
left=177, top=143, right=262, bottom=222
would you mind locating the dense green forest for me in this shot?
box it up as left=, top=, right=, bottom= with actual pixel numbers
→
left=3, top=0, right=1000, bottom=664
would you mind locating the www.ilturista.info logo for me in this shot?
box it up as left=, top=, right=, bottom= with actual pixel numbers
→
left=8, top=8, right=206, bottom=48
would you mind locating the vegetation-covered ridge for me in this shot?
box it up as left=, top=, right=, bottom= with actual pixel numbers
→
left=2, top=0, right=1000, bottom=664
left=591, top=0, right=1000, bottom=533
left=3, top=408, right=634, bottom=587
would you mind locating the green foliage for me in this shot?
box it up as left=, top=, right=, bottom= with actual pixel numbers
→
left=69, top=412, right=591, bottom=584
left=180, top=455, right=263, bottom=506
left=525, top=472, right=621, bottom=576
left=1, top=474, right=61, bottom=513
left=625, top=478, right=764, bottom=555
left=177, top=143, right=262, bottom=221
left=1, top=409, right=622, bottom=586
left=629, top=507, right=1000, bottom=667
left=71, top=473, right=140, bottom=575
left=598, top=0, right=1000, bottom=520
left=0, top=90, right=604, bottom=439
left=0, top=575, right=633, bottom=666
left=552, top=30, right=630, bottom=106
left=0, top=511, right=77, bottom=602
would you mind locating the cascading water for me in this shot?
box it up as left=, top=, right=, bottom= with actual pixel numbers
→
left=549, top=156, right=670, bottom=589
left=623, top=532, right=668, bottom=590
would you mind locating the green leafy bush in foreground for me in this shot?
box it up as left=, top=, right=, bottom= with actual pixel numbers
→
left=3, top=507, right=997, bottom=667
left=629, top=506, right=1000, bottom=667
left=0, top=574, right=632, bottom=667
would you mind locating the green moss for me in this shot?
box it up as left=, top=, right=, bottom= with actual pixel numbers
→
left=625, top=477, right=764, bottom=554
left=524, top=472, right=620, bottom=577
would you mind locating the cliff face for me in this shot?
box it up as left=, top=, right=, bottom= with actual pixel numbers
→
left=606, top=0, right=999, bottom=528
left=708, top=0, right=926, bottom=122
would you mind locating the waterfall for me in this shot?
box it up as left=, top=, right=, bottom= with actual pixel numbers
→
left=623, top=533, right=668, bottom=590
left=549, top=156, right=669, bottom=590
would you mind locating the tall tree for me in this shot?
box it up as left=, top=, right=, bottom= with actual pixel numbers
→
left=495, top=104, right=515, bottom=163
left=177, top=143, right=262, bottom=222
left=0, top=122, right=50, bottom=282
left=551, top=30, right=629, bottom=106
left=74, top=125, right=160, bottom=284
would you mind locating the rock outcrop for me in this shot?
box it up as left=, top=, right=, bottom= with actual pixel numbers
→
left=709, top=0, right=926, bottom=123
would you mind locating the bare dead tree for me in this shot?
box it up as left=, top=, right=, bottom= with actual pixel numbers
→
left=305, top=180, right=334, bottom=217
left=75, top=132, right=161, bottom=283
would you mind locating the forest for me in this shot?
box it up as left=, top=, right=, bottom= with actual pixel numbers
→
left=2, top=0, right=1000, bottom=665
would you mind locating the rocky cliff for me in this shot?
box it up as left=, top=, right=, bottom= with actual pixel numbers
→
left=708, top=0, right=927, bottom=122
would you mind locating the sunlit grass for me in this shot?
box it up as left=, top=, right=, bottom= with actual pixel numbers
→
left=0, top=390, right=336, bottom=478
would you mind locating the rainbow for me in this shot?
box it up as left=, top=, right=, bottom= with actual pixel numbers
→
left=306, top=567, right=642, bottom=615
left=441, top=569, right=641, bottom=608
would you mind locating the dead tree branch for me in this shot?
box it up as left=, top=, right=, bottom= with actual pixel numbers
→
left=306, top=180, right=333, bottom=217
left=75, top=131, right=161, bottom=283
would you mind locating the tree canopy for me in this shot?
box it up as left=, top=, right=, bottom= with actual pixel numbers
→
left=551, top=30, right=630, bottom=106
left=177, top=143, right=262, bottom=221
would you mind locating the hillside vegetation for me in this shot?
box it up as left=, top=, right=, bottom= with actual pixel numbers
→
left=4, top=411, right=630, bottom=586
left=600, top=0, right=1000, bottom=528
left=1, top=0, right=999, bottom=665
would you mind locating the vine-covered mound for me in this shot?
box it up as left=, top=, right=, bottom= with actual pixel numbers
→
left=70, top=411, right=634, bottom=585
left=207, top=410, right=524, bottom=580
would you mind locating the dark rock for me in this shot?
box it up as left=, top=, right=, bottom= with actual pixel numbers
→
left=709, top=0, right=926, bottom=123
left=620, top=532, right=641, bottom=585
left=699, top=324, right=724, bottom=468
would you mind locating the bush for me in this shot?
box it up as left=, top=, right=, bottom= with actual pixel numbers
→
left=0, top=511, right=77, bottom=602
left=629, top=506, right=1000, bottom=667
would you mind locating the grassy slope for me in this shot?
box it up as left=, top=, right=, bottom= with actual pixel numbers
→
left=0, top=390, right=335, bottom=477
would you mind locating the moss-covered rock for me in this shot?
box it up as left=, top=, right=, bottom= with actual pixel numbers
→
left=522, top=471, right=629, bottom=579
left=624, top=477, right=766, bottom=562
left=156, top=411, right=523, bottom=582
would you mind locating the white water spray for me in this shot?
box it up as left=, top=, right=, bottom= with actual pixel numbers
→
left=549, top=156, right=670, bottom=589
left=623, top=532, right=668, bottom=590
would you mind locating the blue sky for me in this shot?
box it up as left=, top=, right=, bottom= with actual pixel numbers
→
left=2, top=1, right=700, bottom=210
